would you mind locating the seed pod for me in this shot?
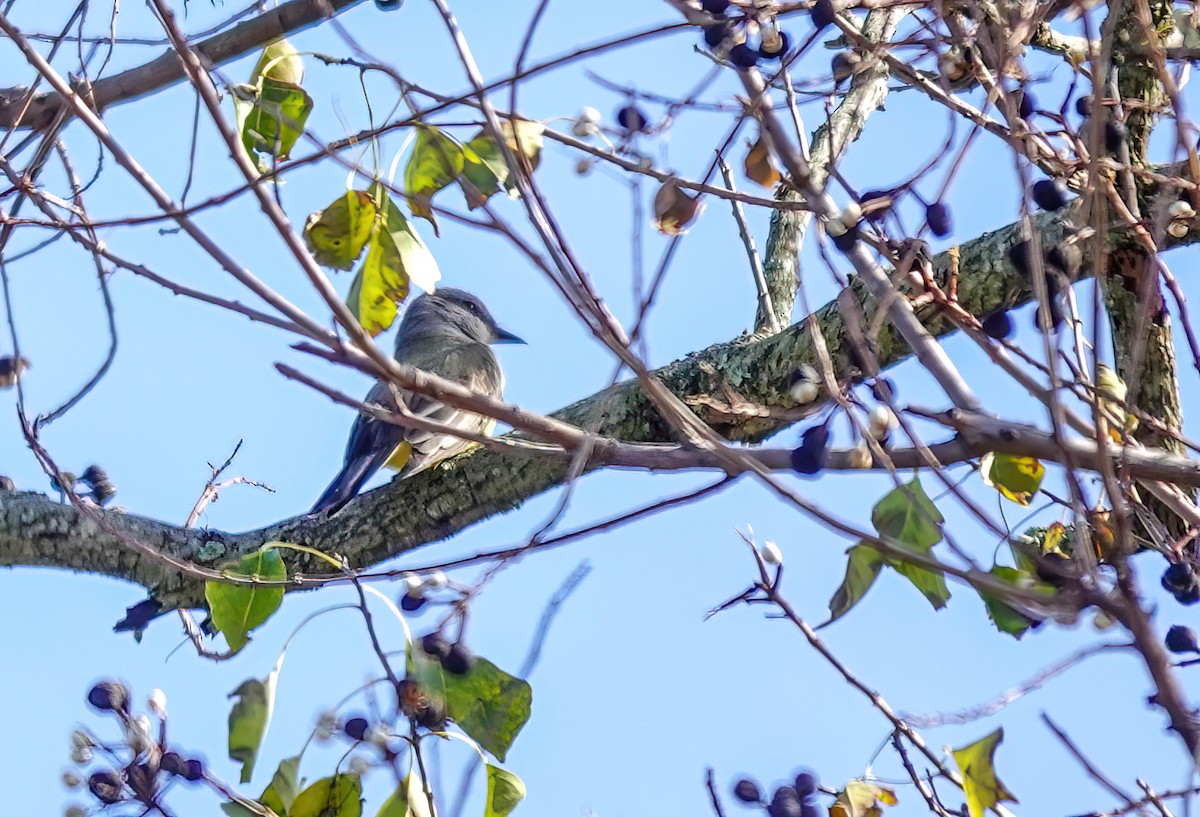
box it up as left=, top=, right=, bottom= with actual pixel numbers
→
left=653, top=179, right=704, bottom=235
left=88, top=771, right=124, bottom=805
left=87, top=681, right=130, bottom=714
left=759, top=31, right=792, bottom=60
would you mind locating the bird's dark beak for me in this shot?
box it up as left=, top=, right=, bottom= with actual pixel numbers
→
left=492, top=325, right=526, bottom=345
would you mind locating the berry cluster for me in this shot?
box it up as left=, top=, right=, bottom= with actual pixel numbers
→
left=65, top=682, right=204, bottom=816
left=733, top=770, right=821, bottom=817
left=697, top=0, right=791, bottom=69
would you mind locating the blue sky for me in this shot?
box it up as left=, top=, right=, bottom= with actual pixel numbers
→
left=3, top=1, right=1200, bottom=816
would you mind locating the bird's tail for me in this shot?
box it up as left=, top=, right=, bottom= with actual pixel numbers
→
left=309, top=449, right=391, bottom=516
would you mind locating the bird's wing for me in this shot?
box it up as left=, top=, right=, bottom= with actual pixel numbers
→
left=309, top=381, right=406, bottom=514
left=395, top=342, right=504, bottom=477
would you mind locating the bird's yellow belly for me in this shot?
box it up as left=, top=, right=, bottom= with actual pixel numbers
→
left=385, top=441, right=413, bottom=470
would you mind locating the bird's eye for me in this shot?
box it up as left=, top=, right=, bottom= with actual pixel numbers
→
left=464, top=301, right=480, bottom=314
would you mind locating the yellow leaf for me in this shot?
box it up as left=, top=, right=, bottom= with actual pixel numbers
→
left=405, top=125, right=466, bottom=234
left=346, top=186, right=441, bottom=336
left=980, top=452, right=1044, bottom=506
left=953, top=728, right=1018, bottom=817
left=830, top=781, right=898, bottom=817
left=1042, top=522, right=1067, bottom=557
left=744, top=135, right=781, bottom=188
left=303, top=190, right=378, bottom=270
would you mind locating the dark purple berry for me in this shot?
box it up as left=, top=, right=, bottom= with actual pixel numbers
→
left=831, top=224, right=860, bottom=252
left=1008, top=238, right=1033, bottom=278
left=704, top=23, right=732, bottom=48
left=794, top=772, right=818, bottom=798
left=183, top=759, right=205, bottom=782
left=160, top=752, right=187, bottom=777
left=617, top=105, right=649, bottom=134
left=982, top=311, right=1013, bottom=340
left=701, top=0, right=731, bottom=12
left=870, top=377, right=896, bottom=402
left=1075, top=95, right=1093, bottom=116
left=400, top=592, right=427, bottom=612
left=89, top=771, right=124, bottom=804
left=791, top=423, right=830, bottom=475
left=811, top=0, right=837, bottom=30
left=800, top=803, right=820, bottom=817
left=1032, top=179, right=1069, bottom=211
left=1017, top=89, right=1036, bottom=119
left=759, top=31, right=792, bottom=60
left=734, top=779, right=762, bottom=803
left=769, top=786, right=803, bottom=817
left=441, top=643, right=476, bottom=675
left=1164, top=562, right=1200, bottom=604
left=729, top=43, right=760, bottom=67
left=1104, top=119, right=1127, bottom=152
left=1166, top=625, right=1200, bottom=654
left=87, top=681, right=129, bottom=714
left=925, top=202, right=952, bottom=237
left=420, top=632, right=451, bottom=659
left=344, top=717, right=369, bottom=741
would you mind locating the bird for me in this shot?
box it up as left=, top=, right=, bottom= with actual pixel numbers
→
left=310, top=288, right=523, bottom=516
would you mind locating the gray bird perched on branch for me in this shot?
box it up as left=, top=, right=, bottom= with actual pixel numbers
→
left=310, top=288, right=524, bottom=516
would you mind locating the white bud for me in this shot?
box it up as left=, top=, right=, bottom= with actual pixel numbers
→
left=1168, top=220, right=1189, bottom=238
left=365, top=724, right=391, bottom=748
left=825, top=216, right=848, bottom=237
left=1168, top=199, right=1196, bottom=220
left=147, top=689, right=167, bottom=719
left=571, top=120, right=598, bottom=138
left=316, top=710, right=338, bottom=741
left=403, top=573, right=426, bottom=597
left=575, top=158, right=594, bottom=176
left=788, top=365, right=820, bottom=405
left=64, top=805, right=86, bottom=817
left=839, top=201, right=863, bottom=229
left=868, top=405, right=896, bottom=441
left=759, top=540, right=784, bottom=565
left=69, top=746, right=92, bottom=765
left=70, top=730, right=92, bottom=751
left=348, top=755, right=372, bottom=776
left=126, top=714, right=154, bottom=755
left=62, top=770, right=83, bottom=789
left=848, top=442, right=872, bottom=469
left=423, top=571, right=448, bottom=591
left=577, top=106, right=601, bottom=126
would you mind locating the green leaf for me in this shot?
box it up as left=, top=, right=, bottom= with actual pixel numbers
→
left=263, top=755, right=303, bottom=814
left=485, top=765, right=526, bottom=817
left=346, top=187, right=441, bottom=336
left=459, top=139, right=506, bottom=208
left=304, top=190, right=379, bottom=270
left=377, top=772, right=432, bottom=817
left=830, top=780, right=898, bottom=817
left=415, top=654, right=531, bottom=762
left=227, top=675, right=276, bottom=784
left=461, top=119, right=544, bottom=199
left=206, top=548, right=287, bottom=652
left=404, top=126, right=465, bottom=232
left=978, top=565, right=1049, bottom=638
left=251, top=39, right=304, bottom=85
left=290, top=774, right=363, bottom=817
left=980, top=452, right=1044, bottom=506
left=953, top=728, right=1018, bottom=817
left=871, top=478, right=944, bottom=549
left=890, top=560, right=951, bottom=611
left=828, top=544, right=885, bottom=623
left=234, top=78, right=313, bottom=165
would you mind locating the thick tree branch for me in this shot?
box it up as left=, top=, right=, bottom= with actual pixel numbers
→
left=0, top=0, right=366, bottom=131
left=0, top=206, right=1159, bottom=612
